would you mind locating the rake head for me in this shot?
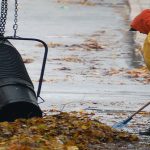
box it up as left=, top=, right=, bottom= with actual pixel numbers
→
left=112, top=117, right=132, bottom=129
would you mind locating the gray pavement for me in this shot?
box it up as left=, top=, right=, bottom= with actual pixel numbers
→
left=129, top=0, right=150, bottom=18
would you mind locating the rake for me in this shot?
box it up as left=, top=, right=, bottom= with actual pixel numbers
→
left=112, top=101, right=150, bottom=129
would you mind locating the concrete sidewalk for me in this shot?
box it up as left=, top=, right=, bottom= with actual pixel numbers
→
left=129, top=0, right=150, bottom=18
left=128, top=0, right=150, bottom=47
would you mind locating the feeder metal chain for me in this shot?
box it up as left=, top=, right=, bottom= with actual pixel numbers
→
left=13, top=0, right=18, bottom=37
left=0, top=0, right=8, bottom=36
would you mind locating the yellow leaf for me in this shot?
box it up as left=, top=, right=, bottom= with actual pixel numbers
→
left=81, top=125, right=88, bottom=130
left=67, top=146, right=79, bottom=150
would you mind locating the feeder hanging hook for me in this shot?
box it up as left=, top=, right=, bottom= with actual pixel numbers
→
left=0, top=0, right=19, bottom=37
left=13, top=0, right=18, bottom=37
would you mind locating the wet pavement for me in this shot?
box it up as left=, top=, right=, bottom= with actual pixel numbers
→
left=5, top=0, right=150, bottom=139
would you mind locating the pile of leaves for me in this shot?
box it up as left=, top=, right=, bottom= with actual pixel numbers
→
left=65, top=39, right=103, bottom=51
left=51, top=56, right=82, bottom=63
left=0, top=112, right=139, bottom=149
left=104, top=68, right=125, bottom=76
left=103, top=66, right=150, bottom=84
left=36, top=38, right=103, bottom=51
left=127, top=66, right=150, bottom=84
left=36, top=42, right=63, bottom=48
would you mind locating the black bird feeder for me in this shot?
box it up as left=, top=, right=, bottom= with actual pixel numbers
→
left=0, top=0, right=48, bottom=121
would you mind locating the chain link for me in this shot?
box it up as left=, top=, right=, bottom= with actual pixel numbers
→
left=0, top=0, right=8, bottom=36
left=13, top=0, right=18, bottom=37
left=0, top=0, right=19, bottom=37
